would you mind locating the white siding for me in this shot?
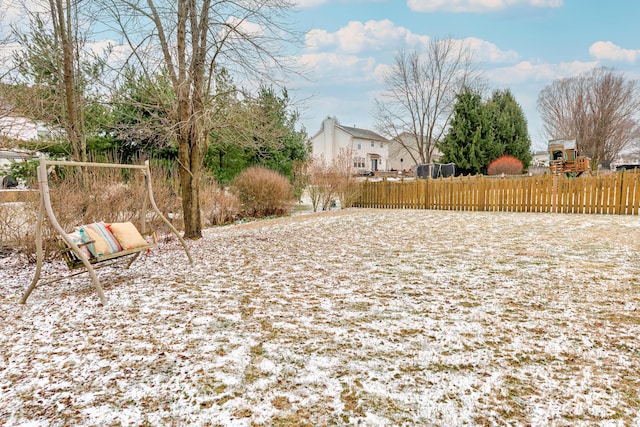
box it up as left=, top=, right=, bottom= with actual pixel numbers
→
left=387, top=134, right=442, bottom=172
left=311, top=117, right=389, bottom=173
left=0, top=116, right=51, bottom=141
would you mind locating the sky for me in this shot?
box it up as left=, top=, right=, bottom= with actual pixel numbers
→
left=289, top=0, right=640, bottom=150
left=1, top=0, right=639, bottom=152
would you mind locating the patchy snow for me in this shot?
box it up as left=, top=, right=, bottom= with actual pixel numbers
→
left=1, top=208, right=639, bottom=426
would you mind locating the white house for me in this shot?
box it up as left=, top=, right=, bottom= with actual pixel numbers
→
left=0, top=115, right=55, bottom=142
left=311, top=117, right=389, bottom=174
left=0, top=115, right=51, bottom=187
left=387, top=132, right=443, bottom=173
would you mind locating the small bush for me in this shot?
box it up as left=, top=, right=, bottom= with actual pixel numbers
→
left=231, top=166, right=294, bottom=218
left=306, top=152, right=356, bottom=212
left=200, top=177, right=240, bottom=226
left=487, top=155, right=524, bottom=176
left=0, top=195, right=41, bottom=261
left=2, top=155, right=184, bottom=262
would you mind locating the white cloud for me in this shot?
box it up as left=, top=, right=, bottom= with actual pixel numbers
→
left=292, top=0, right=332, bottom=7
left=407, top=0, right=563, bottom=13
left=457, top=37, right=519, bottom=63
left=589, top=41, right=640, bottom=63
left=306, top=20, right=516, bottom=64
left=293, top=0, right=391, bottom=9
left=226, top=16, right=265, bottom=38
left=85, top=40, right=133, bottom=67
left=0, top=0, right=48, bottom=23
left=298, top=52, right=382, bottom=84
left=306, top=20, right=430, bottom=54
left=487, top=60, right=598, bottom=84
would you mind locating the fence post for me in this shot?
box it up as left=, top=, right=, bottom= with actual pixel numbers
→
left=354, top=174, right=638, bottom=215
left=552, top=175, right=558, bottom=213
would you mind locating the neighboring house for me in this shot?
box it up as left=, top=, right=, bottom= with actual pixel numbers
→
left=531, top=150, right=549, bottom=167
left=311, top=117, right=389, bottom=174
left=0, top=115, right=56, bottom=143
left=387, top=132, right=442, bottom=172
left=0, top=115, right=51, bottom=188
left=611, top=152, right=640, bottom=171
left=0, top=148, right=39, bottom=188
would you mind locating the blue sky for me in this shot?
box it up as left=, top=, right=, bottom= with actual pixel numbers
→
left=289, top=0, right=640, bottom=150
left=1, top=0, right=638, bottom=152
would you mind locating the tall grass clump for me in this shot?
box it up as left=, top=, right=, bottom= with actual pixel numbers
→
left=2, top=154, right=183, bottom=262
left=231, top=166, right=294, bottom=218
left=200, top=176, right=240, bottom=226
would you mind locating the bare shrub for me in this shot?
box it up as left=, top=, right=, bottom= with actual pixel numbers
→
left=231, top=166, right=293, bottom=218
left=4, top=156, right=184, bottom=261
left=0, top=194, right=41, bottom=260
left=333, top=149, right=360, bottom=209
left=306, top=157, right=334, bottom=212
left=487, top=155, right=524, bottom=176
left=307, top=149, right=359, bottom=211
left=48, top=167, right=144, bottom=228
left=200, top=176, right=240, bottom=226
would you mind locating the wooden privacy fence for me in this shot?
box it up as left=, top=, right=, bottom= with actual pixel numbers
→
left=354, top=171, right=640, bottom=215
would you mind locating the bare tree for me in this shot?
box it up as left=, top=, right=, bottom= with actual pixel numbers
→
left=100, top=0, right=302, bottom=239
left=373, top=37, right=483, bottom=166
left=306, top=148, right=356, bottom=212
left=538, top=67, right=640, bottom=167
left=7, top=0, right=97, bottom=162
left=306, top=155, right=336, bottom=212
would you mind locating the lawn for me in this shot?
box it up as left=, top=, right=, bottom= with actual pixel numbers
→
left=1, top=209, right=639, bottom=426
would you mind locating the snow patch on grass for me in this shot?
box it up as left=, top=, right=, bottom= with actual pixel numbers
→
left=1, top=209, right=639, bottom=425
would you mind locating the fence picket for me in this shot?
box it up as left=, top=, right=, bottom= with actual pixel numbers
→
left=355, top=172, right=640, bottom=215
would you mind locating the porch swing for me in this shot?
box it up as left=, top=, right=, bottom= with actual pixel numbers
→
left=20, top=158, right=193, bottom=306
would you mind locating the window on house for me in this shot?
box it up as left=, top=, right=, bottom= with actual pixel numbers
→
left=380, top=142, right=384, bottom=148
left=371, top=141, right=374, bottom=147
left=357, top=142, right=361, bottom=150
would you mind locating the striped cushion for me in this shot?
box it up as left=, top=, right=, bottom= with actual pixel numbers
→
left=81, top=222, right=122, bottom=256
left=66, top=231, right=93, bottom=258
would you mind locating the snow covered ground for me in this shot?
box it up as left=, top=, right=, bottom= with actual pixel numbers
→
left=1, top=208, right=639, bottom=426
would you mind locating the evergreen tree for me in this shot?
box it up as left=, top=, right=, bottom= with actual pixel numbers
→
left=204, top=68, right=247, bottom=183
left=487, top=89, right=532, bottom=169
left=204, top=83, right=309, bottom=184
left=247, top=86, right=309, bottom=178
left=440, top=87, right=532, bottom=175
left=108, top=68, right=178, bottom=161
left=439, top=87, right=500, bottom=175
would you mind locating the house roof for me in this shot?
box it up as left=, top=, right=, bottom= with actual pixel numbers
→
left=336, top=124, right=388, bottom=142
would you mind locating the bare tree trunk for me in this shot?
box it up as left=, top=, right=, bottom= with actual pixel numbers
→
left=103, top=0, right=301, bottom=239
left=50, top=0, right=86, bottom=162
left=177, top=126, right=202, bottom=238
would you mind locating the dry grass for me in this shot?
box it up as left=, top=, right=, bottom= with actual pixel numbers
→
left=0, top=162, right=184, bottom=259
left=200, top=177, right=241, bottom=226
left=1, top=209, right=639, bottom=425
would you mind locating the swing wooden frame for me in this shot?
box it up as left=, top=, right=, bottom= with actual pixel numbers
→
left=20, top=158, right=193, bottom=305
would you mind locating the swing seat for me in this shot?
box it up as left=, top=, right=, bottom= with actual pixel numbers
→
left=20, top=158, right=193, bottom=306
left=57, top=228, right=156, bottom=270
